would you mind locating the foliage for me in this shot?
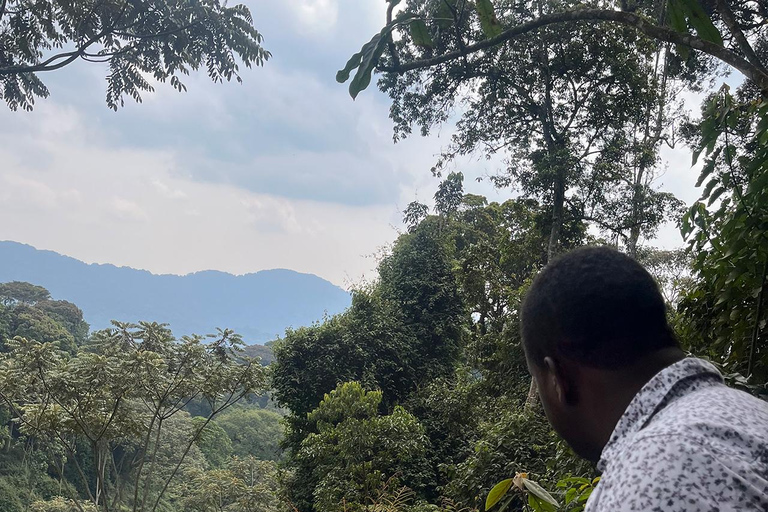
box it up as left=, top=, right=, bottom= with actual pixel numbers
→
left=4, top=305, right=78, bottom=353
left=0, top=321, right=268, bottom=511
left=272, top=216, right=466, bottom=440
left=443, top=410, right=558, bottom=509
left=0, top=0, right=270, bottom=110
left=555, top=476, right=600, bottom=512
left=0, top=283, right=89, bottom=354
left=0, top=282, right=51, bottom=305
left=680, top=84, right=768, bottom=382
left=484, top=474, right=598, bottom=512
left=182, top=456, right=287, bottom=512
left=193, top=417, right=234, bottom=469
left=293, top=382, right=429, bottom=512
left=339, top=0, right=768, bottom=97
left=215, top=407, right=284, bottom=462
left=30, top=496, right=99, bottom=512
left=0, top=477, right=25, bottom=512
left=377, top=216, right=466, bottom=382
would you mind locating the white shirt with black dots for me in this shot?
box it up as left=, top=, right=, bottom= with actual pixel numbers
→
left=586, top=357, right=768, bottom=512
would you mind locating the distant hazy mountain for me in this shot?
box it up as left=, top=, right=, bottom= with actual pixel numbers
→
left=0, top=241, right=351, bottom=344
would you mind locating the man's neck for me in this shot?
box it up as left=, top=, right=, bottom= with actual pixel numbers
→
left=589, top=347, right=686, bottom=460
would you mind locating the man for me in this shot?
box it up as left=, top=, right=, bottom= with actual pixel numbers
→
left=521, top=246, right=768, bottom=511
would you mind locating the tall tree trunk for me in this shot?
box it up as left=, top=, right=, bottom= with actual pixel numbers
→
left=627, top=167, right=645, bottom=259
left=547, top=166, right=567, bottom=262
left=629, top=45, right=671, bottom=257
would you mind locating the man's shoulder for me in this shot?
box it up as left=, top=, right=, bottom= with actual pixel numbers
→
left=589, top=388, right=768, bottom=512
left=641, top=384, right=768, bottom=460
left=592, top=433, right=768, bottom=512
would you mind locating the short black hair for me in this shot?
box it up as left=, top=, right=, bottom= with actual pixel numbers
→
left=521, top=246, right=678, bottom=369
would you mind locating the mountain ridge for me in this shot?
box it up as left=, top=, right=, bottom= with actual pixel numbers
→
left=0, top=241, right=351, bottom=344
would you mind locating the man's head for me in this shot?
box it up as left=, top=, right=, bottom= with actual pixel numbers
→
left=521, top=246, right=680, bottom=460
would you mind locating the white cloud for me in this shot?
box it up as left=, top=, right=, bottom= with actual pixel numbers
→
left=287, top=0, right=339, bottom=33
left=111, top=197, right=151, bottom=223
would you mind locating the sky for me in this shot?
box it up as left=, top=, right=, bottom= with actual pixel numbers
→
left=0, top=0, right=717, bottom=288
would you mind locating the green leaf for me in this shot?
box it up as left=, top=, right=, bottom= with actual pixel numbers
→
left=476, top=0, right=503, bottom=38
left=707, top=186, right=727, bottom=206
left=486, top=479, right=514, bottom=511
left=680, top=0, right=723, bottom=46
left=695, top=151, right=719, bottom=186
left=336, top=51, right=363, bottom=83
left=338, top=13, right=416, bottom=98
left=667, top=0, right=691, bottom=60
left=700, top=176, right=720, bottom=201
left=410, top=19, right=434, bottom=48
left=348, top=33, right=387, bottom=99
left=528, top=494, right=558, bottom=512
left=437, top=0, right=457, bottom=28
left=668, top=0, right=687, bottom=33
left=522, top=478, right=560, bottom=507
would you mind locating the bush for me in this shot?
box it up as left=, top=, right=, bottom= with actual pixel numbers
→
left=0, top=478, right=25, bottom=512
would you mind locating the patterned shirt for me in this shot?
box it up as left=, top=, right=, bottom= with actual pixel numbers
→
left=585, top=357, right=768, bottom=512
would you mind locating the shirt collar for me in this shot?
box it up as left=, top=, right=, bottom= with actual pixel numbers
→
left=597, top=357, right=723, bottom=471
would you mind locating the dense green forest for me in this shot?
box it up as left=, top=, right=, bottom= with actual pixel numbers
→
left=1, top=176, right=766, bottom=511
left=2, top=0, right=767, bottom=511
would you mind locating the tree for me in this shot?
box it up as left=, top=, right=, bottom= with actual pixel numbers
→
left=348, top=1, right=690, bottom=268
left=0, top=283, right=88, bottom=354
left=0, top=322, right=268, bottom=512
left=0, top=282, right=51, bottom=306
left=341, top=0, right=734, bottom=405
left=377, top=216, right=466, bottom=382
left=679, top=81, right=768, bottom=385
left=273, top=215, right=466, bottom=459
left=339, top=0, right=767, bottom=97
left=636, top=247, right=692, bottom=307
left=0, top=0, right=270, bottom=111
left=192, top=418, right=234, bottom=469
left=292, top=382, right=429, bottom=512
left=183, top=456, right=287, bottom=512
left=6, top=305, right=77, bottom=354
left=214, top=408, right=284, bottom=462
left=35, top=301, right=90, bottom=347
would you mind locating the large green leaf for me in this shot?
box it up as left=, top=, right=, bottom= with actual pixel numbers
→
left=667, top=0, right=690, bottom=60
left=681, top=0, right=723, bottom=46
left=528, top=493, right=558, bottom=512
left=337, top=13, right=417, bottom=99
left=476, top=0, right=503, bottom=38
left=347, top=33, right=386, bottom=99
left=410, top=19, right=434, bottom=48
left=522, top=478, right=560, bottom=507
left=485, top=479, right=514, bottom=511
left=436, top=0, right=457, bottom=28
left=336, top=52, right=363, bottom=83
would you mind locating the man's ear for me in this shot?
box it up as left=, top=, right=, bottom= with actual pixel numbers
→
left=543, top=356, right=574, bottom=406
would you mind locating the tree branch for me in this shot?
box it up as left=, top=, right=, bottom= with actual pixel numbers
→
left=0, top=26, right=112, bottom=75
left=715, top=0, right=768, bottom=75
left=379, top=9, right=768, bottom=92
left=747, top=257, right=768, bottom=378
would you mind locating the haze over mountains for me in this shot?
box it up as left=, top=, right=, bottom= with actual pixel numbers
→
left=0, top=241, right=351, bottom=345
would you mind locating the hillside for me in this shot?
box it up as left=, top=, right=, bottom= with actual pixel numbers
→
left=0, top=241, right=351, bottom=344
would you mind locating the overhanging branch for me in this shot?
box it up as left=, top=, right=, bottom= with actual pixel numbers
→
left=379, top=9, right=768, bottom=92
left=715, top=0, right=767, bottom=75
